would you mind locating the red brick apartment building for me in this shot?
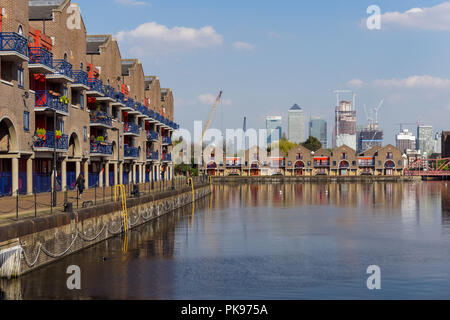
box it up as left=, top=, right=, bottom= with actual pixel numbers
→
left=0, top=0, right=178, bottom=196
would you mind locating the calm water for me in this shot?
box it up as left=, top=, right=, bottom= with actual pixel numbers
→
left=2, top=181, right=450, bottom=300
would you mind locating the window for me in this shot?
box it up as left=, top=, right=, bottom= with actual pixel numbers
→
left=63, top=87, right=68, bottom=98
left=378, top=161, right=382, bottom=166
left=333, top=161, right=337, bottom=166
left=83, top=127, right=87, bottom=142
left=17, top=67, right=24, bottom=88
left=64, top=53, right=68, bottom=61
left=59, top=120, right=64, bottom=133
left=23, top=112, right=29, bottom=131
left=398, top=160, right=402, bottom=166
left=307, top=161, right=311, bottom=166
left=387, top=152, right=393, bottom=159
left=352, top=161, right=356, bottom=166
left=80, top=93, right=84, bottom=109
left=18, top=26, right=23, bottom=35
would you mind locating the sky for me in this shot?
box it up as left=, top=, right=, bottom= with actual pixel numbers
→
left=78, top=0, right=450, bottom=145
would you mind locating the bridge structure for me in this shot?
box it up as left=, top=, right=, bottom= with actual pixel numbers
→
left=404, top=158, right=450, bottom=178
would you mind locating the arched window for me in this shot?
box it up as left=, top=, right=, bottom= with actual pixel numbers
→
left=64, top=53, right=68, bottom=61
left=18, top=26, right=23, bottom=35
left=80, top=62, right=84, bottom=70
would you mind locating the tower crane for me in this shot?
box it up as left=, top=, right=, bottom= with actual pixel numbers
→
left=199, top=91, right=223, bottom=144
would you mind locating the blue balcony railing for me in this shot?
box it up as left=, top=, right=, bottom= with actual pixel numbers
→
left=52, top=59, right=73, bottom=79
left=114, top=91, right=125, bottom=104
left=147, top=130, right=159, bottom=141
left=0, top=32, right=29, bottom=57
left=137, top=104, right=148, bottom=115
left=34, top=131, right=69, bottom=150
left=88, top=78, right=104, bottom=94
left=314, top=161, right=330, bottom=167
left=73, top=70, right=89, bottom=87
left=90, top=111, right=112, bottom=127
left=147, top=151, right=158, bottom=161
left=123, top=122, right=140, bottom=135
left=124, top=146, right=139, bottom=158
left=90, top=141, right=113, bottom=155
left=29, top=47, right=53, bottom=69
left=162, top=136, right=172, bottom=145
left=103, top=85, right=116, bottom=100
left=162, top=153, right=172, bottom=162
left=125, top=99, right=139, bottom=112
left=35, top=90, right=69, bottom=113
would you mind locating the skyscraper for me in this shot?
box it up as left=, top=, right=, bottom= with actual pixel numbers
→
left=266, top=116, right=282, bottom=145
left=396, top=129, right=416, bottom=153
left=288, top=104, right=305, bottom=143
left=309, top=117, right=327, bottom=148
left=334, top=100, right=357, bottom=150
left=442, top=132, right=450, bottom=158
left=417, top=125, right=434, bottom=156
left=434, top=132, right=442, bottom=154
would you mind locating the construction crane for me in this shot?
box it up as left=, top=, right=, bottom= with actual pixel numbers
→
left=363, top=99, right=384, bottom=130
left=395, top=122, right=418, bottom=132
left=199, top=91, right=223, bottom=143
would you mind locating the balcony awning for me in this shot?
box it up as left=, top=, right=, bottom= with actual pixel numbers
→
left=314, top=157, right=328, bottom=160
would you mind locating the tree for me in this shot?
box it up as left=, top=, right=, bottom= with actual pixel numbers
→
left=302, top=136, right=322, bottom=152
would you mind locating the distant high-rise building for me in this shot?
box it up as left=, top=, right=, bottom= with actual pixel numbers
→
left=334, top=100, right=356, bottom=150
left=358, top=128, right=383, bottom=153
left=309, top=117, right=327, bottom=148
left=396, top=129, right=416, bottom=153
left=434, top=132, right=442, bottom=154
left=288, top=104, right=305, bottom=144
left=417, top=125, right=434, bottom=156
left=442, top=131, right=450, bottom=158
left=266, top=116, right=282, bottom=145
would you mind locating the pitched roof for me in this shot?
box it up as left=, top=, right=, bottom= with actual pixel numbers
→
left=86, top=36, right=109, bottom=55
left=290, top=104, right=302, bottom=110
left=29, top=0, right=65, bottom=20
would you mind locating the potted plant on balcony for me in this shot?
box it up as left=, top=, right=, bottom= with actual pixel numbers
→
left=36, top=128, right=46, bottom=139
left=55, top=130, right=62, bottom=139
left=60, top=95, right=70, bottom=105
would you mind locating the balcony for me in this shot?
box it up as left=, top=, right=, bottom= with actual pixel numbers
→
left=29, top=47, right=54, bottom=74
left=90, top=141, right=113, bottom=156
left=358, top=159, right=375, bottom=167
left=111, top=91, right=126, bottom=107
left=90, top=111, right=112, bottom=128
left=147, top=130, right=159, bottom=141
left=72, top=70, right=90, bottom=90
left=123, top=122, right=140, bottom=136
left=47, top=59, right=74, bottom=83
left=124, top=146, right=139, bottom=159
left=0, top=32, right=29, bottom=61
left=35, top=90, right=69, bottom=115
left=33, top=131, right=69, bottom=151
left=162, top=136, right=172, bottom=145
left=97, top=85, right=115, bottom=102
left=87, top=78, right=104, bottom=96
left=162, top=153, right=172, bottom=162
left=313, top=160, right=330, bottom=167
left=146, top=151, right=159, bottom=161
left=136, top=104, right=148, bottom=118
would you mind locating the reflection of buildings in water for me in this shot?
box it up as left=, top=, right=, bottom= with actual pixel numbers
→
left=441, top=184, right=450, bottom=227
left=401, top=183, right=419, bottom=223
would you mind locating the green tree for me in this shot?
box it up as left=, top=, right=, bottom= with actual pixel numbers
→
left=302, top=136, right=322, bottom=152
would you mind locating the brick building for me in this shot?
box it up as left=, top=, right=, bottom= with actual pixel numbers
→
left=0, top=0, right=177, bottom=196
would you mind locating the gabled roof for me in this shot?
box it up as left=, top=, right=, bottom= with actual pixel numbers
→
left=86, top=35, right=109, bottom=55
left=29, top=0, right=65, bottom=20
left=121, top=59, right=137, bottom=76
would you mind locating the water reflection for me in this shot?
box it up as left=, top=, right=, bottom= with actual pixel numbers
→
left=1, top=182, right=450, bottom=299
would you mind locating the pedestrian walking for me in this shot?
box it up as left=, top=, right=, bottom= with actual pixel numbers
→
left=76, top=173, right=85, bottom=199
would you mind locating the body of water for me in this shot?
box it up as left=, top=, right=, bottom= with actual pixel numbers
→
left=2, top=181, right=450, bottom=299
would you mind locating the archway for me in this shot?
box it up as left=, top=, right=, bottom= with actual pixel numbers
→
left=339, top=160, right=350, bottom=176
left=0, top=117, right=19, bottom=153
left=250, top=161, right=260, bottom=176
left=294, top=161, right=305, bottom=176
left=207, top=162, right=217, bottom=176
left=384, top=160, right=395, bottom=176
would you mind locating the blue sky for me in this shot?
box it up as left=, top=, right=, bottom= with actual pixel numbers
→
left=79, top=0, right=450, bottom=144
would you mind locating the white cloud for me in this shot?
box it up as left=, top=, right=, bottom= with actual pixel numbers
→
left=115, top=0, right=148, bottom=6
left=347, top=75, right=450, bottom=89
left=198, top=93, right=232, bottom=106
left=380, top=2, right=450, bottom=31
left=373, top=75, right=450, bottom=88
left=347, top=78, right=365, bottom=88
left=267, top=31, right=281, bottom=39
left=233, top=41, right=254, bottom=51
left=115, top=22, right=223, bottom=55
